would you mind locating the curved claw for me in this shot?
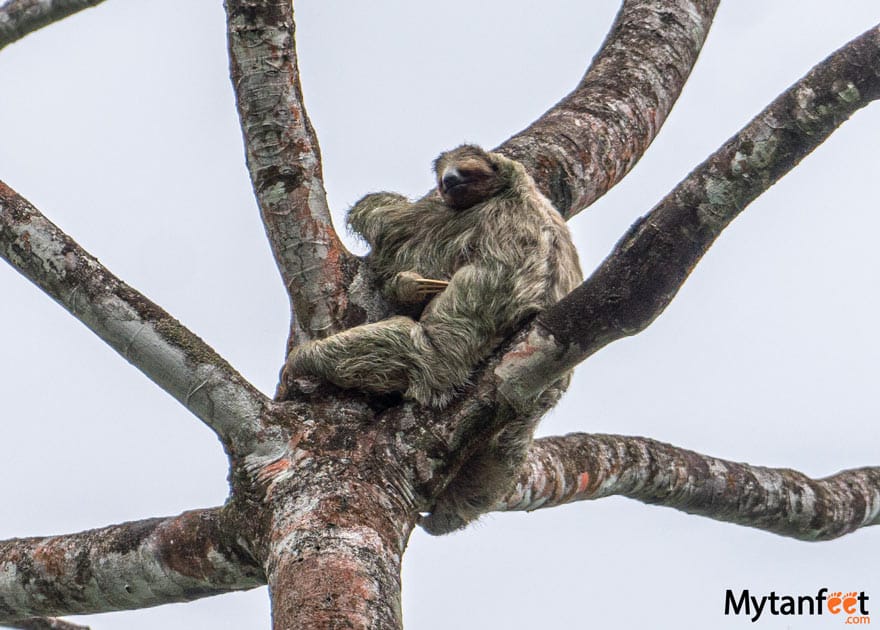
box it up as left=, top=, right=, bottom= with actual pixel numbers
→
left=393, top=272, right=449, bottom=303
left=413, top=278, right=449, bottom=296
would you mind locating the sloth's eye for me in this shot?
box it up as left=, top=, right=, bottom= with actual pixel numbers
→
left=458, top=168, right=487, bottom=180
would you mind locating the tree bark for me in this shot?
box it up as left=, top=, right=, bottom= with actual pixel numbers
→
left=500, top=434, right=880, bottom=540
left=499, top=0, right=721, bottom=218
left=6, top=617, right=89, bottom=630
left=0, top=182, right=270, bottom=451
left=0, top=0, right=104, bottom=50
left=224, top=0, right=356, bottom=347
left=0, top=509, right=262, bottom=620
left=495, top=24, right=880, bottom=409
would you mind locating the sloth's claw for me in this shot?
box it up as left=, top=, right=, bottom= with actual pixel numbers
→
left=414, top=278, right=449, bottom=295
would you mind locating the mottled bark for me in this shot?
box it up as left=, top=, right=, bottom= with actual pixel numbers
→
left=0, top=509, right=263, bottom=621
left=241, top=399, right=418, bottom=630
left=0, top=0, right=104, bottom=50
left=224, top=0, right=356, bottom=346
left=499, top=0, right=721, bottom=218
left=500, top=434, right=880, bottom=541
left=264, top=490, right=410, bottom=630
left=0, top=182, right=271, bottom=451
left=496, top=25, right=880, bottom=408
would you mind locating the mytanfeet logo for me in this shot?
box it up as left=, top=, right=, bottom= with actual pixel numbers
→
left=725, top=588, right=870, bottom=624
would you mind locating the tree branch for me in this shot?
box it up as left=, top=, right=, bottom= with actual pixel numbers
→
left=5, top=617, right=89, bottom=630
left=498, top=434, right=880, bottom=541
left=496, top=24, right=880, bottom=408
left=0, top=509, right=264, bottom=621
left=0, top=0, right=104, bottom=50
left=224, top=0, right=355, bottom=345
left=499, top=0, right=720, bottom=217
left=0, top=182, right=269, bottom=450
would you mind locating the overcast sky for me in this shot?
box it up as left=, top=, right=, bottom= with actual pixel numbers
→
left=1, top=1, right=879, bottom=628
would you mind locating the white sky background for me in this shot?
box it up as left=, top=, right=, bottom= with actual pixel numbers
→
left=0, top=1, right=878, bottom=628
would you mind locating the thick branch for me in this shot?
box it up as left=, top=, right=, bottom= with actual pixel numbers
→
left=499, top=0, right=720, bottom=217
left=0, top=509, right=264, bottom=621
left=224, top=0, right=354, bottom=343
left=0, top=182, right=269, bottom=450
left=497, top=25, right=880, bottom=407
left=0, top=0, right=104, bottom=50
left=256, top=444, right=415, bottom=629
left=498, top=434, right=880, bottom=541
left=266, top=505, right=409, bottom=630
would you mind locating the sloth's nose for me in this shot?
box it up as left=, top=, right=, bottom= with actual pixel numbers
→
left=441, top=168, right=465, bottom=191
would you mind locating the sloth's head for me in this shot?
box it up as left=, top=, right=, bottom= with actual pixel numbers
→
left=434, top=145, right=510, bottom=210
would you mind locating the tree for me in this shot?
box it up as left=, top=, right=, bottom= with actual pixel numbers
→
left=1, top=0, right=878, bottom=628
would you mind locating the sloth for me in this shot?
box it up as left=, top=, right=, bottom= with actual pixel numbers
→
left=280, top=144, right=582, bottom=408
left=280, top=145, right=582, bottom=533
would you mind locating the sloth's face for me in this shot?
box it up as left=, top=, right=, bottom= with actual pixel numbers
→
left=435, top=147, right=505, bottom=210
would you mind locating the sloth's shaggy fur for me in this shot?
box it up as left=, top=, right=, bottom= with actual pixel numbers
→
left=282, top=145, right=581, bottom=407
left=280, top=146, right=582, bottom=532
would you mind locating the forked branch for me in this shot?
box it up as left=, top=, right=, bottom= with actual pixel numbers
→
left=499, top=434, right=880, bottom=540
left=0, top=509, right=263, bottom=621
left=0, top=183, right=269, bottom=450
left=499, top=0, right=721, bottom=217
left=0, top=0, right=105, bottom=50
left=496, top=25, right=880, bottom=408
left=224, top=0, right=721, bottom=348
